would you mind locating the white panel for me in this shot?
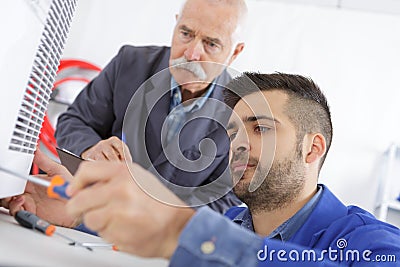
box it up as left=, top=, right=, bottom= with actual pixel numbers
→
left=0, top=0, right=47, bottom=197
left=342, top=0, right=400, bottom=15
left=255, top=0, right=338, bottom=8
left=0, top=0, right=77, bottom=198
left=63, top=0, right=183, bottom=67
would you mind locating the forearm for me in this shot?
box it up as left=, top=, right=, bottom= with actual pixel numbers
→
left=55, top=114, right=102, bottom=156
left=169, top=207, right=263, bottom=267
left=55, top=49, right=122, bottom=155
left=169, top=208, right=341, bottom=267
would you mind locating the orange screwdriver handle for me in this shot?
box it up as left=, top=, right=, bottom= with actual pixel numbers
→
left=47, top=175, right=70, bottom=200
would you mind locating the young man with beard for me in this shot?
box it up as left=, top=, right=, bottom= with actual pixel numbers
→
left=6, top=72, right=400, bottom=266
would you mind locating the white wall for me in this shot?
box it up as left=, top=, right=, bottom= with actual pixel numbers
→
left=62, top=0, right=400, bottom=212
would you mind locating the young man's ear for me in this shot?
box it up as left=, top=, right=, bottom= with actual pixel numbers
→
left=305, top=133, right=326, bottom=164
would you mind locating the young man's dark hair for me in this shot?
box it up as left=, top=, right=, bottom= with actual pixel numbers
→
left=225, top=72, right=333, bottom=169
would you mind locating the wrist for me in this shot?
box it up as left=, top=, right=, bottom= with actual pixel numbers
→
left=162, top=207, right=195, bottom=259
left=69, top=215, right=83, bottom=228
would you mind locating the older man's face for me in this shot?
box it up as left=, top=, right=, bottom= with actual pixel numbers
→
left=169, top=0, right=244, bottom=93
left=227, top=90, right=306, bottom=213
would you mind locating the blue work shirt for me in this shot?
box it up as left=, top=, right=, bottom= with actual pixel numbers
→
left=170, top=184, right=400, bottom=266
left=230, top=185, right=323, bottom=241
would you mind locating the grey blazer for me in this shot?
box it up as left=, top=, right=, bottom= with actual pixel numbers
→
left=55, top=45, right=241, bottom=213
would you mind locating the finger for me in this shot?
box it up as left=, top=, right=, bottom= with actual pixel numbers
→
left=8, top=196, right=26, bottom=216
left=91, top=152, right=107, bottom=161
left=17, top=194, right=38, bottom=214
left=69, top=161, right=130, bottom=194
left=107, top=136, right=130, bottom=161
left=121, top=143, right=133, bottom=162
left=81, top=205, right=112, bottom=233
left=33, top=149, right=72, bottom=179
left=81, top=148, right=93, bottom=160
left=102, top=145, right=121, bottom=161
left=109, top=137, right=125, bottom=156
left=0, top=197, right=12, bottom=209
left=66, top=175, right=117, bottom=217
left=82, top=145, right=106, bottom=161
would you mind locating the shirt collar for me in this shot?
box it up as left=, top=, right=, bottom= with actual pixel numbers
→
left=232, top=185, right=324, bottom=242
left=170, top=77, right=216, bottom=113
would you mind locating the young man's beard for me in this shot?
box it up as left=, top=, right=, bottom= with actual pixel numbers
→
left=232, top=149, right=306, bottom=215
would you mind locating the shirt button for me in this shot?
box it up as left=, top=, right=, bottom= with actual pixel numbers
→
left=200, top=241, right=215, bottom=254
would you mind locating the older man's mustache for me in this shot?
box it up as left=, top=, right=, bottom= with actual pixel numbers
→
left=170, top=57, right=207, bottom=81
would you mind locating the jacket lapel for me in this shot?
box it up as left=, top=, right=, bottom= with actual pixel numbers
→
left=150, top=74, right=232, bottom=169
left=143, top=70, right=171, bottom=165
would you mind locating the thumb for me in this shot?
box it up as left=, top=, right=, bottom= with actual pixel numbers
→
left=33, top=149, right=72, bottom=180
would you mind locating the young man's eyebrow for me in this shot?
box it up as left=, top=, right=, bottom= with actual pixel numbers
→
left=227, top=121, right=237, bottom=131
left=244, top=115, right=280, bottom=124
left=227, top=115, right=279, bottom=130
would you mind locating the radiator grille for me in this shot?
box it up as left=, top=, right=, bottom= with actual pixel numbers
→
left=9, top=0, right=77, bottom=154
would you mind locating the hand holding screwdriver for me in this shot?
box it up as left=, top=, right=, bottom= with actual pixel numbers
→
left=2, top=150, right=119, bottom=251
left=0, top=166, right=70, bottom=200
left=2, top=150, right=77, bottom=228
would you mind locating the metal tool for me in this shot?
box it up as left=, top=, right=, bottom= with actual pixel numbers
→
left=15, top=210, right=93, bottom=251
left=0, top=166, right=70, bottom=200
left=80, top=242, right=118, bottom=250
left=4, top=167, right=118, bottom=251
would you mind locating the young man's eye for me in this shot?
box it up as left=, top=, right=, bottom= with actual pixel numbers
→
left=254, top=126, right=270, bottom=133
left=228, top=132, right=237, bottom=141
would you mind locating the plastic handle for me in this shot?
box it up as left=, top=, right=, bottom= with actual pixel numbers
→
left=15, top=210, right=55, bottom=236
left=47, top=175, right=70, bottom=200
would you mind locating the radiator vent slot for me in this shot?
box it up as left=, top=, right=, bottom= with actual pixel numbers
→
left=9, top=0, right=77, bottom=154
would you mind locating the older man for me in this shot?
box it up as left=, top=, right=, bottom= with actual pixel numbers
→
left=55, top=0, right=247, bottom=212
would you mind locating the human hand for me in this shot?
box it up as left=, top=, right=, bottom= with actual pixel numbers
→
left=5, top=150, right=79, bottom=227
left=66, top=161, right=195, bottom=259
left=81, top=136, right=132, bottom=162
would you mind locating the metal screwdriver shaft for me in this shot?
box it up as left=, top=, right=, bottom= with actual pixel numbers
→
left=0, top=165, right=70, bottom=199
left=0, top=166, right=51, bottom=187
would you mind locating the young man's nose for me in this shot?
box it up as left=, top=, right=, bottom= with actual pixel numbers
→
left=231, top=132, right=250, bottom=153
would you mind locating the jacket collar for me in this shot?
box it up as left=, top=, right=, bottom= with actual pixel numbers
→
left=289, top=184, right=348, bottom=246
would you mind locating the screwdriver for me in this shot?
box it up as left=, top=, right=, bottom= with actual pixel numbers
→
left=15, top=210, right=93, bottom=251
left=0, top=166, right=70, bottom=200
left=2, top=166, right=118, bottom=251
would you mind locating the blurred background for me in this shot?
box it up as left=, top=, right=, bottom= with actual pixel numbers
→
left=53, top=0, right=400, bottom=225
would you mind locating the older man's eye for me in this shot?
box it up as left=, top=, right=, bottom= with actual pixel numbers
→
left=179, top=30, right=192, bottom=41
left=204, top=40, right=222, bottom=54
